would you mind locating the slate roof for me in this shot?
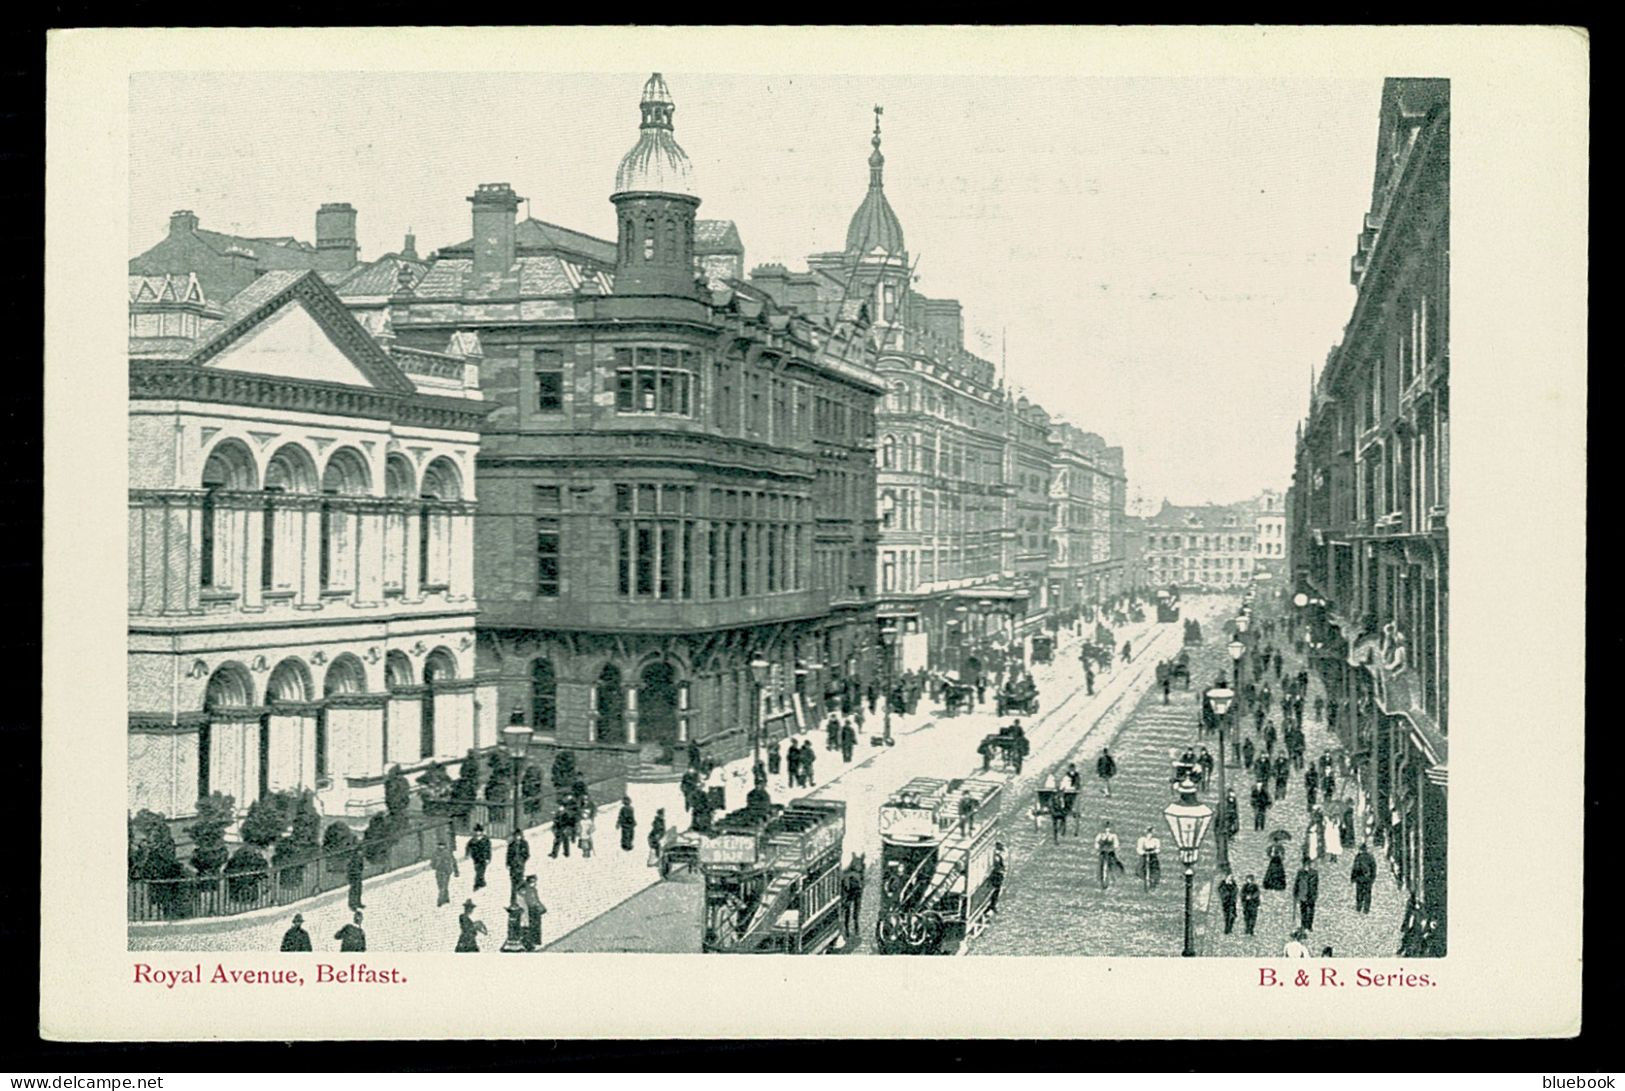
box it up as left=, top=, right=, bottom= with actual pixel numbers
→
left=695, top=219, right=743, bottom=253
left=437, top=217, right=616, bottom=268
left=128, top=273, right=207, bottom=305
left=1145, top=500, right=1259, bottom=529
left=406, top=255, right=612, bottom=300
left=329, top=253, right=430, bottom=297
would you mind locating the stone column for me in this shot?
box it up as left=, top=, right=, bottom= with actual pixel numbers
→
left=677, top=681, right=690, bottom=742
left=403, top=506, right=423, bottom=601
left=355, top=500, right=386, bottom=606
left=241, top=501, right=265, bottom=609
left=295, top=498, right=323, bottom=607
left=625, top=685, right=639, bottom=746
left=451, top=504, right=476, bottom=601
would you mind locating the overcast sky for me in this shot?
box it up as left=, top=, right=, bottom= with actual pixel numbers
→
left=129, top=71, right=1383, bottom=508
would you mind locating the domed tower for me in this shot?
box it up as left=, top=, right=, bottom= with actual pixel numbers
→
left=845, top=106, right=906, bottom=261
left=612, top=73, right=701, bottom=297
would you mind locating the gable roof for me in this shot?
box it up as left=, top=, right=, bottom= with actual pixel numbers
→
left=695, top=219, right=743, bottom=254
left=187, top=270, right=417, bottom=394
left=437, top=217, right=617, bottom=268
left=329, top=253, right=430, bottom=298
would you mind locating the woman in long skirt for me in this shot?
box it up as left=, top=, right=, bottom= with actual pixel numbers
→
left=1263, top=842, right=1288, bottom=891
left=1323, top=804, right=1343, bottom=862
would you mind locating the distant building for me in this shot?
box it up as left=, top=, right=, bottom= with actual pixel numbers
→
left=1252, top=487, right=1288, bottom=582
left=1143, top=500, right=1259, bottom=590
left=126, top=268, right=487, bottom=822
left=1290, top=77, right=1449, bottom=950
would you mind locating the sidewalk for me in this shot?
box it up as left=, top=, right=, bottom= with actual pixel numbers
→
left=1201, top=607, right=1405, bottom=958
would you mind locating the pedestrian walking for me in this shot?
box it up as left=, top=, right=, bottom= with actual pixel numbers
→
left=1351, top=842, right=1377, bottom=913
left=1242, top=737, right=1255, bottom=772
left=578, top=804, right=596, bottom=858
left=1251, top=781, right=1272, bottom=831
left=1048, top=789, right=1069, bottom=843
left=1135, top=826, right=1163, bottom=890
left=1284, top=928, right=1311, bottom=958
left=1323, top=804, right=1343, bottom=862
left=1264, top=722, right=1277, bottom=756
left=1322, top=766, right=1337, bottom=802
left=988, top=842, right=1006, bottom=914
left=786, top=741, right=803, bottom=788
left=1218, top=871, right=1238, bottom=934
left=519, top=875, right=547, bottom=950
left=616, top=796, right=637, bottom=852
left=840, top=856, right=866, bottom=936
left=549, top=805, right=573, bottom=859
left=346, top=847, right=365, bottom=911
left=506, top=828, right=530, bottom=897
left=647, top=808, right=667, bottom=868
left=1224, top=790, right=1241, bottom=839
left=1121, top=640, right=1132, bottom=664
left=335, top=911, right=366, bottom=952
left=431, top=836, right=459, bottom=906
left=1293, top=858, right=1321, bottom=931
left=840, top=720, right=856, bottom=763
left=1263, top=842, right=1288, bottom=891
left=455, top=899, right=486, bottom=952
left=466, top=824, right=492, bottom=891
left=1161, top=675, right=1171, bottom=704
left=802, top=742, right=817, bottom=786
left=1093, top=822, right=1125, bottom=890
left=1095, top=747, right=1117, bottom=797
left=1199, top=746, right=1215, bottom=786
left=1084, top=667, right=1095, bottom=696
left=1274, top=753, right=1290, bottom=799
left=280, top=913, right=312, bottom=952
left=1305, top=766, right=1319, bottom=808
left=1240, top=874, right=1262, bottom=935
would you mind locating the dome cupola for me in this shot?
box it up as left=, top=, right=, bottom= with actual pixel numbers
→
left=844, top=105, right=906, bottom=258
left=613, top=73, right=698, bottom=198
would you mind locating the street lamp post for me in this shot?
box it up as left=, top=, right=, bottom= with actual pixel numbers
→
left=1164, top=775, right=1214, bottom=957
left=879, top=626, right=897, bottom=745
left=1205, top=684, right=1235, bottom=872
left=748, top=657, right=771, bottom=769
left=499, top=707, right=533, bottom=954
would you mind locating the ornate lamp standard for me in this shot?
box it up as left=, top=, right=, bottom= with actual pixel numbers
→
left=1204, top=684, right=1235, bottom=871
left=498, top=707, right=532, bottom=954
left=748, top=656, right=771, bottom=768
left=1164, top=775, right=1214, bottom=957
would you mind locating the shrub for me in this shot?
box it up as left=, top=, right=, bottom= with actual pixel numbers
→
left=449, top=752, right=481, bottom=819
left=521, top=762, right=545, bottom=821
left=239, top=794, right=291, bottom=849
left=187, top=792, right=235, bottom=876
left=321, top=820, right=358, bottom=872
left=484, top=755, right=513, bottom=805
left=129, top=810, right=189, bottom=917
left=361, top=813, right=395, bottom=864
left=224, top=845, right=269, bottom=903
left=384, top=765, right=412, bottom=831
left=550, top=748, right=578, bottom=790
left=418, top=761, right=453, bottom=803
left=273, top=792, right=324, bottom=886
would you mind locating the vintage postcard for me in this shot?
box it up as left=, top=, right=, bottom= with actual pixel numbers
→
left=41, top=25, right=1587, bottom=1040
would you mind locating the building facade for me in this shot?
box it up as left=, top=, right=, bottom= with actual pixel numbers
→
left=1290, top=78, right=1449, bottom=950
left=127, top=268, right=488, bottom=822
left=1142, top=500, right=1259, bottom=590
left=1250, top=487, right=1288, bottom=582
left=383, top=75, right=884, bottom=781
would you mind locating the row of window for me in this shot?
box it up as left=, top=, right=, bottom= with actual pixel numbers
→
left=1146, top=534, right=1255, bottom=551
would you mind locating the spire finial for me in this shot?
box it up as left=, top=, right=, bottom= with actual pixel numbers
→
left=868, top=104, right=886, bottom=188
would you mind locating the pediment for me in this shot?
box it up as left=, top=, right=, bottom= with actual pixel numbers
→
left=203, top=299, right=381, bottom=389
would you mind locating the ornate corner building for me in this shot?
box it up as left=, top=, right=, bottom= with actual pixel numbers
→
left=1290, top=78, right=1449, bottom=949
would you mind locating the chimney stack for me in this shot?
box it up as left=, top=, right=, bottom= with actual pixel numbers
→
left=170, top=210, right=199, bottom=236
left=314, top=202, right=359, bottom=272
left=401, top=229, right=419, bottom=262
left=468, top=183, right=522, bottom=277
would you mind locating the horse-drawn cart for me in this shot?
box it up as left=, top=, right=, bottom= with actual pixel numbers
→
left=995, top=678, right=1039, bottom=717
left=1030, top=634, right=1055, bottom=664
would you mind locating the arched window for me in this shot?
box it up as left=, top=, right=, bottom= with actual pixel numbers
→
left=643, top=216, right=657, bottom=262
left=263, top=444, right=317, bottom=592
left=384, top=454, right=415, bottom=591
left=319, top=448, right=369, bottom=592
left=880, top=435, right=896, bottom=470
left=419, top=458, right=462, bottom=589
left=880, top=489, right=897, bottom=529
left=596, top=664, right=625, bottom=745
left=201, top=662, right=254, bottom=802
left=530, top=658, right=557, bottom=736
left=422, top=648, right=456, bottom=759
left=664, top=218, right=677, bottom=265
left=199, top=440, right=256, bottom=590
left=320, top=654, right=367, bottom=782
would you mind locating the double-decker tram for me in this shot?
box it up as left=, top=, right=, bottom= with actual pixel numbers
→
left=699, top=798, right=847, bottom=954
left=875, top=774, right=1005, bottom=954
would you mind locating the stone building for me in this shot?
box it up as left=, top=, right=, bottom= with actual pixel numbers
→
left=384, top=74, right=884, bottom=779
left=1046, top=423, right=1129, bottom=610
left=1252, top=487, right=1288, bottom=581
left=126, top=268, right=488, bottom=822
left=1290, top=77, right=1449, bottom=948
left=1005, top=397, right=1055, bottom=638
left=1142, top=499, right=1259, bottom=590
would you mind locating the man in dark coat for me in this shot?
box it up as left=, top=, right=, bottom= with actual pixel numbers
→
left=1264, top=721, right=1277, bottom=756
left=802, top=742, right=817, bottom=785
left=1217, top=871, right=1239, bottom=934
left=346, top=847, right=365, bottom=911
left=840, top=721, right=857, bottom=763
left=1084, top=666, right=1095, bottom=696
left=335, top=910, right=366, bottom=952
left=1242, top=737, right=1255, bottom=772
left=1095, top=748, right=1117, bottom=797
left=466, top=824, right=492, bottom=891
left=1293, top=858, right=1321, bottom=931
left=506, top=828, right=530, bottom=896
left=280, top=913, right=312, bottom=951
left=616, top=796, right=637, bottom=851
left=1304, top=766, right=1319, bottom=808
left=840, top=857, right=865, bottom=937
left=1351, top=842, right=1378, bottom=914
left=1224, top=790, right=1241, bottom=838
left=987, top=843, right=1006, bottom=914
left=1240, top=875, right=1262, bottom=935
left=1250, top=781, right=1272, bottom=830
left=548, top=805, right=574, bottom=859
